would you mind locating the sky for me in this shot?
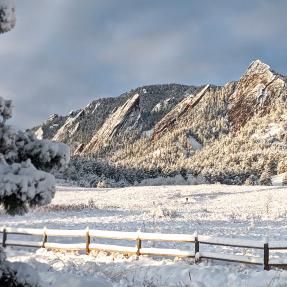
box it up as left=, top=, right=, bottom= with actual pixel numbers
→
left=1, top=0, right=287, bottom=129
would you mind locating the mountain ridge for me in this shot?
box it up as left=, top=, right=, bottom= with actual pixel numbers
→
left=33, top=59, right=287, bottom=186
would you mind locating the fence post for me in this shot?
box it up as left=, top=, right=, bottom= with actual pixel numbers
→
left=86, top=227, right=90, bottom=255
left=264, top=242, right=270, bottom=271
left=2, top=227, right=7, bottom=248
left=194, top=231, right=200, bottom=262
left=136, top=230, right=141, bottom=258
left=42, top=227, right=48, bottom=248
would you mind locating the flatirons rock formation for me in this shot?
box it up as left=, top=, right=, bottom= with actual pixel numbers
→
left=82, top=93, right=141, bottom=154
left=229, top=60, right=286, bottom=131
left=34, top=60, right=287, bottom=185
left=152, top=84, right=210, bottom=140
left=35, top=84, right=194, bottom=153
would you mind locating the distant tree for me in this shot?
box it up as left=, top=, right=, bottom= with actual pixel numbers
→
left=259, top=171, right=272, bottom=186
left=244, top=175, right=258, bottom=186
left=283, top=173, right=287, bottom=186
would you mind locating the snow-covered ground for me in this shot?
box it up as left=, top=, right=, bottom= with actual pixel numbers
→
left=2, top=184, right=287, bottom=286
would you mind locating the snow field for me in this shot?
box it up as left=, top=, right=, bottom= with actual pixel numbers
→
left=2, top=184, right=287, bottom=286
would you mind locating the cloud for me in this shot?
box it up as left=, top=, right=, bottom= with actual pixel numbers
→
left=0, top=0, right=287, bottom=129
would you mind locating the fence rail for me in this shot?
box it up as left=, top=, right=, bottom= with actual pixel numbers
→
left=1, top=226, right=287, bottom=270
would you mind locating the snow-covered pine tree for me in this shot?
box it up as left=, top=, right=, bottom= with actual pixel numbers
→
left=259, top=171, right=272, bottom=186
left=0, top=97, right=70, bottom=215
left=0, top=4, right=70, bottom=285
left=0, top=98, right=70, bottom=285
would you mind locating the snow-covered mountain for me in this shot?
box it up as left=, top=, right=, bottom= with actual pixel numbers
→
left=34, top=60, right=287, bottom=186
left=34, top=84, right=194, bottom=154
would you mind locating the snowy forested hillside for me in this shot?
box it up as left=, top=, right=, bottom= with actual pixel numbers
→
left=34, top=60, right=287, bottom=187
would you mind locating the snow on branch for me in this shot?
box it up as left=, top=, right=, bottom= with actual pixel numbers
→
left=0, top=96, right=70, bottom=215
left=0, top=157, right=56, bottom=214
left=0, top=0, right=16, bottom=33
left=0, top=97, right=12, bottom=124
left=0, top=125, right=70, bottom=171
left=23, top=138, right=70, bottom=170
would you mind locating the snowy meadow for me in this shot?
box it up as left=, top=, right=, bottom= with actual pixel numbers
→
left=2, top=184, right=287, bottom=286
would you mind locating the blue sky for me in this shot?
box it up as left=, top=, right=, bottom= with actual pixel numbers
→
left=1, top=0, right=287, bottom=128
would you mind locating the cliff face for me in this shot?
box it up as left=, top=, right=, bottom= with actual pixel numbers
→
left=228, top=60, right=287, bottom=131
left=152, top=85, right=210, bottom=140
left=82, top=93, right=141, bottom=154
left=148, top=60, right=287, bottom=146
left=34, top=60, right=287, bottom=185
left=34, top=84, right=194, bottom=154
left=34, top=91, right=144, bottom=154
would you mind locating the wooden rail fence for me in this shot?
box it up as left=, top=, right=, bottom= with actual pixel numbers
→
left=1, top=226, right=287, bottom=270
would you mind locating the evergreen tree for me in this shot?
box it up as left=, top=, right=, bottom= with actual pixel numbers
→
left=0, top=4, right=70, bottom=285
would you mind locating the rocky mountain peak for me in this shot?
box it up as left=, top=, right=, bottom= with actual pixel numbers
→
left=243, top=59, right=287, bottom=84
left=33, top=60, right=287, bottom=187
left=245, top=59, right=270, bottom=75
left=228, top=60, right=286, bottom=131
left=82, top=93, right=141, bottom=154
left=34, top=60, right=286, bottom=146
